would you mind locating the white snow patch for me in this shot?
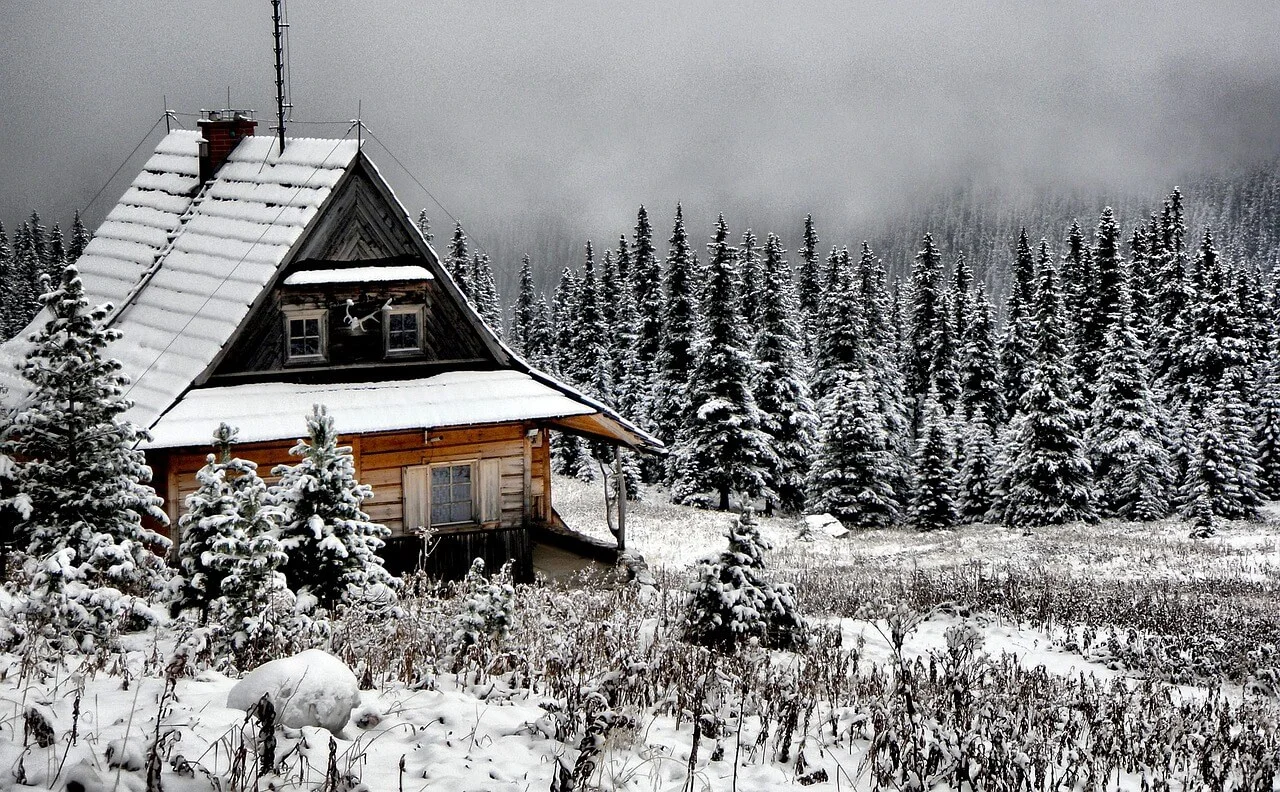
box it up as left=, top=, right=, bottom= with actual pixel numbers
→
left=804, top=513, right=849, bottom=538
left=284, top=265, right=433, bottom=285
left=226, top=649, right=361, bottom=733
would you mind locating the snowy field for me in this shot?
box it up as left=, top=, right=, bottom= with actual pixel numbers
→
left=4, top=482, right=1280, bottom=791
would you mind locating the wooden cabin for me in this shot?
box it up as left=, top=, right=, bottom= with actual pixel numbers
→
left=0, top=111, right=660, bottom=581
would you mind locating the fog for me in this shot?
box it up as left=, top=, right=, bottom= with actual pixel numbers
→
left=3, top=0, right=1278, bottom=285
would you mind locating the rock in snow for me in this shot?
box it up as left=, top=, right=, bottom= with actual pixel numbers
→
left=226, top=649, right=360, bottom=733
left=803, top=513, right=850, bottom=538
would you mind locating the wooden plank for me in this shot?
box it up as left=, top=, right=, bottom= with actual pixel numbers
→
left=522, top=430, right=532, bottom=523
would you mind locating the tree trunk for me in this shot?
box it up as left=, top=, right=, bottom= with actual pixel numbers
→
left=719, top=487, right=730, bottom=511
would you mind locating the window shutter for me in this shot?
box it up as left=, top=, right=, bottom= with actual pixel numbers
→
left=479, top=458, right=502, bottom=524
left=403, top=465, right=429, bottom=533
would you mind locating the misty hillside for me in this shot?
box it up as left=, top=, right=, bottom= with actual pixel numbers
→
left=472, top=159, right=1280, bottom=307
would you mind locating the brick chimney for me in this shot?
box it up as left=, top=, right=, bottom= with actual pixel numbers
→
left=197, top=109, right=257, bottom=183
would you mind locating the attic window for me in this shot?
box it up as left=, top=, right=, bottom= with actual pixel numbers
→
left=284, top=308, right=327, bottom=363
left=385, top=305, right=424, bottom=355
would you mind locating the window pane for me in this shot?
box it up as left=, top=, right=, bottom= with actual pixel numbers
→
left=431, top=467, right=450, bottom=485
left=431, top=503, right=451, bottom=524
left=450, top=501, right=472, bottom=523
left=453, top=465, right=470, bottom=483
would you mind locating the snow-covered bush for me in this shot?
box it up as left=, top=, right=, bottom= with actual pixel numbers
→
left=683, top=509, right=806, bottom=652
left=176, top=423, right=240, bottom=620
left=449, top=558, right=515, bottom=668
left=272, top=404, right=396, bottom=612
left=1, top=265, right=169, bottom=646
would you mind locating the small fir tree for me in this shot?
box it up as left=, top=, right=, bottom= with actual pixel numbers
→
left=999, top=229, right=1037, bottom=418
left=909, top=396, right=958, bottom=531
left=416, top=209, right=434, bottom=243
left=509, top=254, right=537, bottom=357
left=1087, top=276, right=1173, bottom=521
left=957, top=408, right=997, bottom=523
left=1000, top=244, right=1098, bottom=529
left=907, top=232, right=946, bottom=404
left=272, top=405, right=395, bottom=611
left=958, top=284, right=1003, bottom=421
left=674, top=216, right=774, bottom=510
left=796, top=214, right=822, bottom=356
left=751, top=233, right=818, bottom=514
left=808, top=371, right=900, bottom=528
left=738, top=228, right=763, bottom=335
left=684, top=510, right=805, bottom=652
left=652, top=205, right=699, bottom=455
left=469, top=252, right=502, bottom=334
left=177, top=423, right=241, bottom=620
left=449, top=558, right=515, bottom=666
left=2, top=264, right=169, bottom=637
left=447, top=223, right=472, bottom=297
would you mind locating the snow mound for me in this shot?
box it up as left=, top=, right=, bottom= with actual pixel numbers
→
left=226, top=649, right=360, bottom=733
left=803, top=513, right=849, bottom=538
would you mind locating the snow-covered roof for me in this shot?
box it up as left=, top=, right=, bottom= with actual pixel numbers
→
left=283, top=265, right=433, bottom=286
left=0, top=131, right=360, bottom=427
left=146, top=369, right=599, bottom=448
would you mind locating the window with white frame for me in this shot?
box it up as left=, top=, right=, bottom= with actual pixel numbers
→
left=284, top=308, right=326, bottom=362
left=430, top=462, right=474, bottom=525
left=385, top=305, right=423, bottom=354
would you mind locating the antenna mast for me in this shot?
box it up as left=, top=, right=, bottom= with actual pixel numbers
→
left=271, top=0, right=288, bottom=153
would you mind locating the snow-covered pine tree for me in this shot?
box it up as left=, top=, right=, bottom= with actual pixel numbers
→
left=808, top=370, right=900, bottom=528
left=1128, top=223, right=1154, bottom=346
left=67, top=211, right=91, bottom=265
left=509, top=254, right=537, bottom=357
left=449, top=558, right=515, bottom=664
left=211, top=444, right=294, bottom=671
left=751, top=232, right=818, bottom=514
left=931, top=289, right=962, bottom=414
left=797, top=214, right=822, bottom=357
left=1151, top=191, right=1194, bottom=387
left=271, top=405, right=395, bottom=612
left=572, top=241, right=613, bottom=403
left=630, top=206, right=664, bottom=388
left=1176, top=229, right=1249, bottom=410
left=1000, top=242, right=1098, bottom=530
left=1086, top=272, right=1173, bottom=521
left=738, top=228, right=762, bottom=336
left=951, top=251, right=973, bottom=345
left=1061, top=219, right=1093, bottom=353
left=0, top=222, right=13, bottom=338
left=906, top=232, right=946, bottom=405
left=610, top=234, right=639, bottom=395
left=2, top=264, right=169, bottom=638
left=177, top=423, right=240, bottom=620
left=811, top=247, right=863, bottom=404
left=909, top=395, right=958, bottom=531
left=416, top=209, right=434, bottom=243
left=999, top=229, right=1037, bottom=419
left=684, top=509, right=805, bottom=652
left=674, top=216, right=774, bottom=510
left=1180, top=395, right=1261, bottom=523
left=1256, top=343, right=1280, bottom=499
left=27, top=212, right=47, bottom=281
left=447, top=223, right=472, bottom=298
left=1076, top=207, right=1125, bottom=407
left=11, top=223, right=42, bottom=328
left=652, top=205, right=699, bottom=457
left=469, top=252, right=502, bottom=334
left=957, top=407, right=997, bottom=523
left=958, top=284, right=1003, bottom=422
left=857, top=242, right=912, bottom=511
left=527, top=293, right=555, bottom=371
left=550, top=265, right=592, bottom=479
left=1215, top=371, right=1264, bottom=520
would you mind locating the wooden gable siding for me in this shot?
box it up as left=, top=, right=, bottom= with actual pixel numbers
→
left=152, top=423, right=552, bottom=539
left=209, top=162, right=494, bottom=377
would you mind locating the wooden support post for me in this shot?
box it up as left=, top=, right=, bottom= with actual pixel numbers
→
left=614, top=448, right=626, bottom=552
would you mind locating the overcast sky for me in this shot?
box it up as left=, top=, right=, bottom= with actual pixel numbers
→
left=3, top=0, right=1279, bottom=265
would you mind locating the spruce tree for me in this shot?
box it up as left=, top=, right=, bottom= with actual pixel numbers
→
left=951, top=251, right=973, bottom=344
left=1256, top=345, right=1280, bottom=499
left=416, top=209, right=434, bottom=243
left=0, top=222, right=12, bottom=338
left=1151, top=191, right=1194, bottom=387
left=858, top=242, right=912, bottom=509
left=469, top=252, right=502, bottom=334
left=909, top=395, right=958, bottom=531
left=738, top=228, right=763, bottom=335
left=1181, top=384, right=1262, bottom=523
left=12, top=223, right=42, bottom=328
left=1000, top=243, right=1097, bottom=529
left=271, top=405, right=395, bottom=611
left=751, top=232, right=818, bottom=514
left=1087, top=275, right=1173, bottom=521
left=674, top=216, right=774, bottom=510
left=808, top=370, right=900, bottom=527
left=1061, top=219, right=1093, bottom=353
left=509, top=254, right=537, bottom=357
left=551, top=266, right=581, bottom=380
left=653, top=205, right=699, bottom=453
left=631, top=206, right=663, bottom=377
left=177, top=423, right=241, bottom=620
left=796, top=214, right=822, bottom=355
left=907, top=232, right=945, bottom=404
left=44, top=224, right=65, bottom=287
left=610, top=235, right=639, bottom=395
left=572, top=241, right=613, bottom=405
left=1076, top=207, right=1124, bottom=405
left=67, top=211, right=91, bottom=265
left=811, top=247, right=862, bottom=404
left=999, top=229, right=1037, bottom=417
left=2, top=264, right=169, bottom=636
left=684, top=510, right=805, bottom=652
left=931, top=289, right=962, bottom=414
left=958, top=284, right=1003, bottom=421
left=1176, top=229, right=1249, bottom=410
left=447, top=223, right=472, bottom=297
left=957, top=408, right=997, bottom=523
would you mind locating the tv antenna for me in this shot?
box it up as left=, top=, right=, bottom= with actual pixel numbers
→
left=270, top=0, right=292, bottom=153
